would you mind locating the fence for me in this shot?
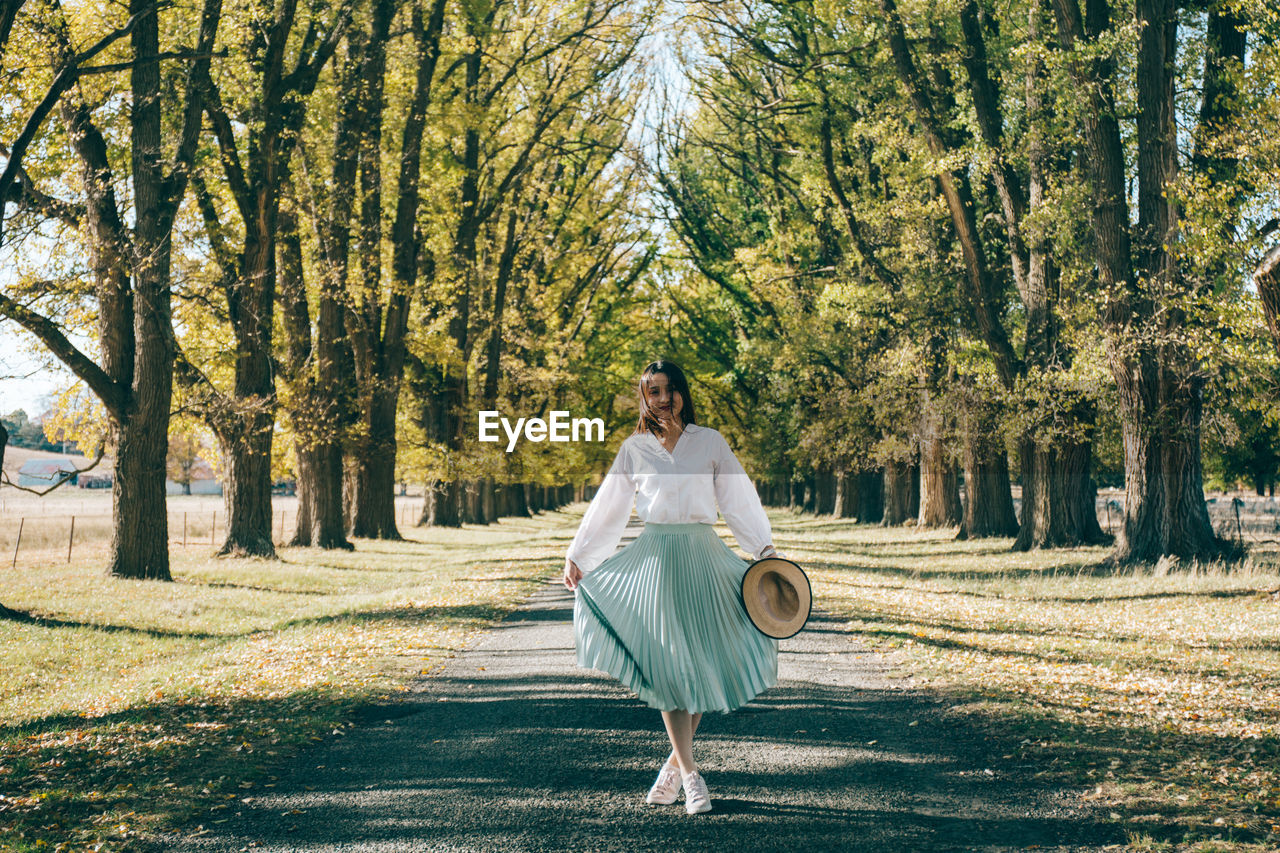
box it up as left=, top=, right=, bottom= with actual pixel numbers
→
left=6, top=491, right=1280, bottom=568
left=0, top=498, right=435, bottom=568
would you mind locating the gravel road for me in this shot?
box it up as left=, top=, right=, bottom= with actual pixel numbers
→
left=161, top=574, right=1124, bottom=853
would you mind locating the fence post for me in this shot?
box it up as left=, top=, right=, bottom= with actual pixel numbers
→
left=12, top=517, right=24, bottom=568
left=67, top=515, right=75, bottom=563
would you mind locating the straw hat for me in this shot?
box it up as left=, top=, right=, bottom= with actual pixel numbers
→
left=741, top=557, right=812, bottom=639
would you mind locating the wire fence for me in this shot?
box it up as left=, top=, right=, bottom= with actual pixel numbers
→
left=0, top=497, right=430, bottom=568
left=5, top=491, right=1280, bottom=567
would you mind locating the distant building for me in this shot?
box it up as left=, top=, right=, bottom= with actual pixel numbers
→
left=166, top=457, right=223, bottom=495
left=17, top=458, right=80, bottom=488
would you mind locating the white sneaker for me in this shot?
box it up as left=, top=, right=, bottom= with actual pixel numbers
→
left=646, top=759, right=682, bottom=805
left=682, top=770, right=711, bottom=814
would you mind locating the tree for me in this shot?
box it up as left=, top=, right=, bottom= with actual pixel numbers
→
left=0, top=0, right=222, bottom=579
left=410, top=0, right=653, bottom=527
left=1048, top=0, right=1240, bottom=562
left=179, top=0, right=350, bottom=556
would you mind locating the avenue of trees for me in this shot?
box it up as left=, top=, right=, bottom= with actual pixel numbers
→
left=1, top=0, right=657, bottom=579
left=655, top=0, right=1280, bottom=563
left=4, top=0, right=1280, bottom=581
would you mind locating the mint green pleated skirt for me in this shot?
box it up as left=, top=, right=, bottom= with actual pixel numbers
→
left=573, top=522, right=779, bottom=714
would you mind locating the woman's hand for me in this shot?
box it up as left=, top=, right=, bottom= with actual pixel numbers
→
left=564, top=558, right=583, bottom=591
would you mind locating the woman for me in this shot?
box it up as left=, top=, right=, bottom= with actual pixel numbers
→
left=562, top=360, right=782, bottom=815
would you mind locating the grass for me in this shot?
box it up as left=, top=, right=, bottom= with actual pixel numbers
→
left=0, top=508, right=575, bottom=852
left=4, top=502, right=1280, bottom=852
left=775, top=518, right=1280, bottom=852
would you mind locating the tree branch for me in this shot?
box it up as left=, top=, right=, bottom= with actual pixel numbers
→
left=0, top=290, right=124, bottom=418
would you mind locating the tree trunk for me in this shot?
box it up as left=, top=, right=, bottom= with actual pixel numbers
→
left=918, top=402, right=962, bottom=528
left=1050, top=0, right=1223, bottom=563
left=956, top=387, right=1018, bottom=539
left=1157, top=374, right=1222, bottom=560
left=883, top=461, right=917, bottom=525
left=481, top=476, right=496, bottom=523
left=801, top=476, right=817, bottom=513
left=109, top=409, right=171, bottom=579
left=1014, top=436, right=1107, bottom=550
left=217, top=415, right=275, bottom=557
left=312, top=442, right=352, bottom=549
left=279, top=196, right=352, bottom=551
left=958, top=437, right=1018, bottom=539
left=1255, top=246, right=1280, bottom=361
left=857, top=471, right=884, bottom=523
left=495, top=481, right=510, bottom=518
left=348, top=389, right=402, bottom=539
left=509, top=482, right=530, bottom=517
left=421, top=479, right=463, bottom=527
left=292, top=446, right=314, bottom=546
left=834, top=470, right=855, bottom=518
left=816, top=468, right=837, bottom=515
left=108, top=0, right=180, bottom=580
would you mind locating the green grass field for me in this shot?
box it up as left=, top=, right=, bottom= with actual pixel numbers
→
left=0, top=508, right=571, bottom=852
left=787, top=521, right=1280, bottom=852
left=2, top=506, right=1278, bottom=851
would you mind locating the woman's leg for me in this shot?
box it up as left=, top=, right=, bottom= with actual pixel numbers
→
left=660, top=710, right=704, bottom=775
left=663, top=712, right=702, bottom=768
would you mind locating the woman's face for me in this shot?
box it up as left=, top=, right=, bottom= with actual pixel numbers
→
left=644, top=373, right=683, bottom=424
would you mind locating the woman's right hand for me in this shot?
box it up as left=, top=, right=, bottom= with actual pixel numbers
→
left=563, top=558, right=583, bottom=591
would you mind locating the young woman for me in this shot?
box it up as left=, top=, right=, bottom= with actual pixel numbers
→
left=562, top=360, right=781, bottom=815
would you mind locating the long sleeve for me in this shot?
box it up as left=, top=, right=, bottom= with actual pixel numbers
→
left=712, top=432, right=774, bottom=559
left=565, top=441, right=637, bottom=574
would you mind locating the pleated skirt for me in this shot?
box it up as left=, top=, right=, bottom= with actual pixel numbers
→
left=573, top=521, right=779, bottom=714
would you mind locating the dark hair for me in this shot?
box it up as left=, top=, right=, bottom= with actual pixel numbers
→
left=635, top=360, right=697, bottom=437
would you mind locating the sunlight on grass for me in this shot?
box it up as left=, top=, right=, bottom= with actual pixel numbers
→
left=792, top=522, right=1280, bottom=851
left=0, top=510, right=575, bottom=852
left=5, top=508, right=1280, bottom=851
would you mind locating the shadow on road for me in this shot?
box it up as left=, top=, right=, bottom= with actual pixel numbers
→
left=166, top=583, right=1126, bottom=853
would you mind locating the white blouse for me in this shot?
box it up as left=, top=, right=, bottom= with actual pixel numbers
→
left=565, top=423, right=775, bottom=574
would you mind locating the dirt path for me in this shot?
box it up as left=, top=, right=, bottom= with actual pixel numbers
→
left=162, top=572, right=1123, bottom=852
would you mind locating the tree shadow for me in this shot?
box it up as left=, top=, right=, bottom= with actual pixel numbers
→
left=0, top=601, right=531, bottom=641
left=143, top=590, right=1135, bottom=852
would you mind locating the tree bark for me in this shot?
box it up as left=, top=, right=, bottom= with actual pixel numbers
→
left=917, top=383, right=962, bottom=528
left=882, top=461, right=918, bottom=525
left=216, top=415, right=275, bottom=557
left=118, top=1, right=177, bottom=575
left=278, top=196, right=352, bottom=550
left=918, top=439, right=962, bottom=528
left=1014, top=435, right=1107, bottom=550
left=834, top=469, right=855, bottom=518
left=1257, top=246, right=1280, bottom=361
left=857, top=471, right=884, bottom=523
left=347, top=0, right=447, bottom=539
left=195, top=1, right=346, bottom=557
left=958, top=436, right=1018, bottom=539
left=955, top=383, right=1017, bottom=539
left=291, top=447, right=315, bottom=546
left=816, top=468, right=836, bottom=515
left=1051, top=0, right=1223, bottom=563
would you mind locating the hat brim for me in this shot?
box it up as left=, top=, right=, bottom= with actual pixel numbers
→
left=741, top=557, right=812, bottom=640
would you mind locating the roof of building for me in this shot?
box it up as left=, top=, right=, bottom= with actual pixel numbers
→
left=16, top=458, right=81, bottom=478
